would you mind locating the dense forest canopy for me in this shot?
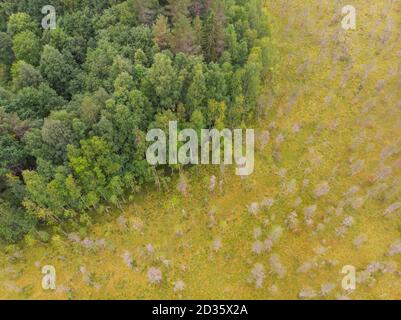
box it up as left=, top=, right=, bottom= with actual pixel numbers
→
left=0, top=0, right=277, bottom=243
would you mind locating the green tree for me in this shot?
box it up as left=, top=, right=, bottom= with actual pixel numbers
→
left=0, top=200, right=36, bottom=243
left=40, top=110, right=76, bottom=164
left=84, top=41, right=119, bottom=92
left=11, top=60, right=42, bottom=90
left=243, top=47, right=263, bottom=113
left=67, top=136, right=122, bottom=203
left=144, top=53, right=181, bottom=110
left=207, top=99, right=226, bottom=129
left=190, top=108, right=205, bottom=134
left=166, top=0, right=190, bottom=22
left=0, top=108, right=30, bottom=181
left=0, top=0, right=272, bottom=238
left=40, top=45, right=75, bottom=97
left=193, top=15, right=203, bottom=51
left=202, top=9, right=225, bottom=62
left=225, top=24, right=248, bottom=65
left=205, top=63, right=227, bottom=103
left=0, top=32, right=14, bottom=68
left=186, top=62, right=206, bottom=115
left=12, top=31, right=41, bottom=65
left=10, top=83, right=66, bottom=119
left=153, top=15, right=171, bottom=51
left=7, top=12, right=37, bottom=36
left=169, top=14, right=199, bottom=55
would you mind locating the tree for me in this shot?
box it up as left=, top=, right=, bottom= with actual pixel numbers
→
left=79, top=95, right=102, bottom=127
left=243, top=47, right=263, bottom=113
left=246, top=0, right=270, bottom=37
left=11, top=61, right=43, bottom=90
left=169, top=14, right=198, bottom=55
left=40, top=45, right=75, bottom=97
left=144, top=53, right=181, bottom=110
left=225, top=24, right=248, bottom=65
left=186, top=62, right=206, bottom=115
left=0, top=108, right=30, bottom=180
left=10, top=83, right=66, bottom=119
left=12, top=31, right=41, bottom=66
left=0, top=200, right=36, bottom=243
left=84, top=41, right=119, bottom=92
left=0, top=132, right=26, bottom=178
left=132, top=0, right=159, bottom=25
left=207, top=99, right=226, bottom=129
left=0, top=32, right=14, bottom=68
left=61, top=8, right=95, bottom=40
left=190, top=108, right=205, bottom=134
left=205, top=63, right=227, bottom=103
left=111, top=55, right=133, bottom=80
left=95, top=1, right=139, bottom=30
left=67, top=136, right=122, bottom=203
left=134, top=48, right=148, bottom=66
left=227, top=95, right=245, bottom=127
left=7, top=12, right=37, bottom=36
left=166, top=0, right=190, bottom=22
left=202, top=9, right=225, bottom=62
left=40, top=110, right=76, bottom=164
left=193, top=15, right=203, bottom=51
left=257, top=36, right=279, bottom=80
left=94, top=86, right=145, bottom=175
left=23, top=168, right=79, bottom=222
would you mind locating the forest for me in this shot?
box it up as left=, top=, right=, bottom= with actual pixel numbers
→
left=0, top=0, right=276, bottom=243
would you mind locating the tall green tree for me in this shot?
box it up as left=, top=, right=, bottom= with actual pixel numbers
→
left=7, top=12, right=37, bottom=36
left=11, top=61, right=42, bottom=90
left=186, top=62, right=206, bottom=115
left=0, top=32, right=14, bottom=68
left=12, top=31, right=41, bottom=66
left=202, top=9, right=225, bottom=62
left=0, top=200, right=36, bottom=243
left=153, top=15, right=171, bottom=50
left=169, top=14, right=199, bottom=55
left=40, top=45, right=75, bottom=97
left=144, top=53, right=182, bottom=110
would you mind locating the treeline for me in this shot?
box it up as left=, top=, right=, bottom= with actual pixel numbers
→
left=0, top=0, right=278, bottom=243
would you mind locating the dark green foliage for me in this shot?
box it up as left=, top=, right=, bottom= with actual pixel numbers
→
left=12, top=31, right=41, bottom=65
left=0, top=32, right=14, bottom=67
left=0, top=0, right=275, bottom=243
left=0, top=108, right=30, bottom=178
left=201, top=9, right=225, bottom=62
left=8, top=83, right=66, bottom=119
left=11, top=61, right=43, bottom=90
left=6, top=12, right=38, bottom=36
left=40, top=45, right=76, bottom=97
left=0, top=200, right=36, bottom=243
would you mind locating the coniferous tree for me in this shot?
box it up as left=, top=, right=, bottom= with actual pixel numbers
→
left=169, top=14, right=198, bottom=55
left=202, top=9, right=225, bottom=62
left=166, top=0, right=190, bottom=22
left=153, top=15, right=171, bottom=50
